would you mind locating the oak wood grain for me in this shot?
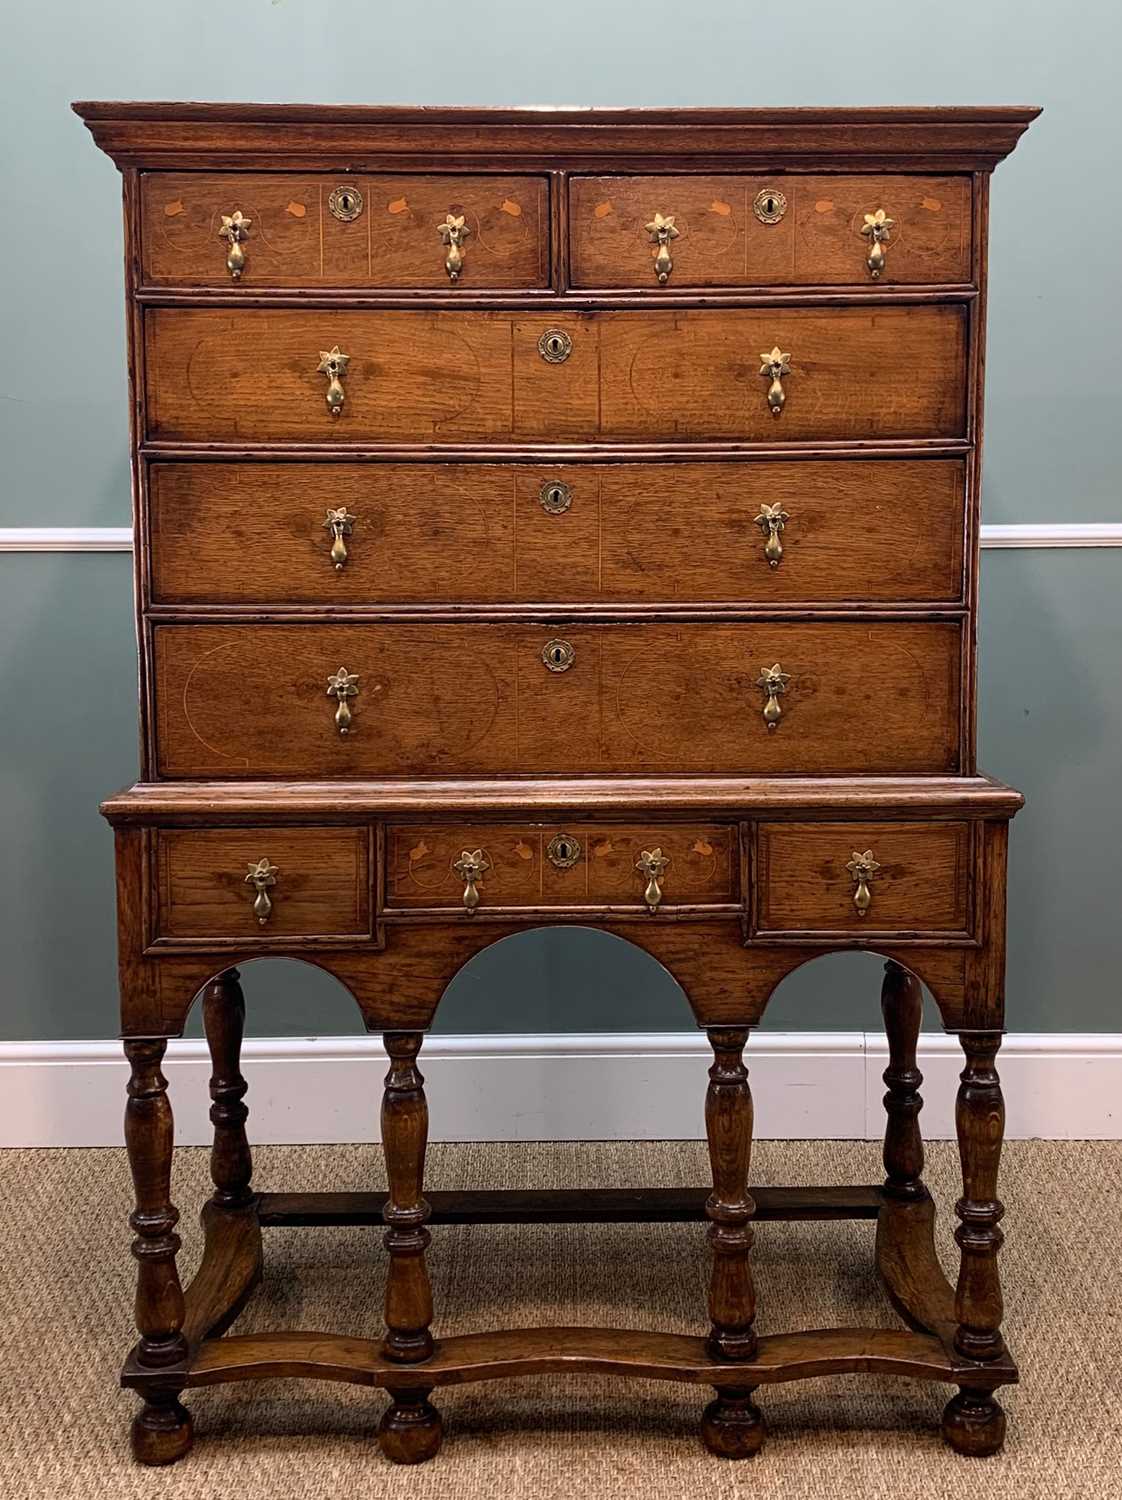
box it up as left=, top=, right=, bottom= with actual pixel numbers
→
left=143, top=306, right=966, bottom=444
left=141, top=173, right=549, bottom=289
left=147, top=458, right=966, bottom=607
left=570, top=174, right=972, bottom=288
left=754, top=820, right=971, bottom=936
left=385, top=821, right=736, bottom=910
left=151, top=620, right=962, bottom=778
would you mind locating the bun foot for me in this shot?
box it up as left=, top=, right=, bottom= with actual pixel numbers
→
left=701, top=1386, right=766, bottom=1458
left=941, top=1388, right=1006, bottom=1456
left=378, top=1386, right=443, bottom=1465
left=131, top=1394, right=193, bottom=1465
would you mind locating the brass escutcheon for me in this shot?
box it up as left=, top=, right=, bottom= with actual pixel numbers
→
left=861, top=209, right=894, bottom=279
left=323, top=507, right=356, bottom=571
left=753, top=188, right=788, bottom=225
left=541, top=638, right=575, bottom=673
left=453, top=848, right=490, bottom=913
left=547, top=833, right=582, bottom=870
left=538, top=328, right=573, bottom=364
left=317, top=346, right=349, bottom=417
left=245, top=857, right=278, bottom=925
left=539, top=480, right=573, bottom=515
left=759, top=347, right=791, bottom=418
left=644, top=211, right=680, bottom=284
left=326, top=666, right=359, bottom=734
left=438, top=212, right=470, bottom=282
left=756, top=662, right=791, bottom=731
left=218, top=210, right=251, bottom=280
left=754, top=502, right=790, bottom=568
left=635, top=848, right=670, bottom=913
left=847, top=849, right=881, bottom=916
left=328, top=184, right=364, bottom=222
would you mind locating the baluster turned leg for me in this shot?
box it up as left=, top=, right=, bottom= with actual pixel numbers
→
left=942, top=1030, right=1008, bottom=1456
left=700, top=1027, right=765, bottom=1459
left=881, top=962, right=925, bottom=1200
left=123, top=1039, right=192, bottom=1465
left=377, top=1032, right=442, bottom=1464
left=202, top=970, right=253, bottom=1210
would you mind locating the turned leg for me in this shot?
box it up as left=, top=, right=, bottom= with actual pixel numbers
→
left=701, top=1027, right=764, bottom=1458
left=880, top=961, right=925, bottom=1200
left=123, top=1039, right=192, bottom=1466
left=942, top=1030, right=1007, bottom=1457
left=377, top=1032, right=441, bottom=1464
left=202, top=970, right=253, bottom=1210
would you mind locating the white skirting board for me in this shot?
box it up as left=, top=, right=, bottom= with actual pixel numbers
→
left=0, top=1031, right=1117, bottom=1147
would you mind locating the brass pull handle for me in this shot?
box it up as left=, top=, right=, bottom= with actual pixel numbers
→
left=218, top=211, right=251, bottom=280
left=438, top=213, right=470, bottom=282
left=453, top=848, right=490, bottom=913
left=635, top=848, right=670, bottom=913
left=759, top=347, right=791, bottom=418
left=542, top=638, right=575, bottom=673
left=323, top=508, right=357, bottom=571
left=847, top=849, right=881, bottom=916
left=861, top=209, right=894, bottom=280
left=644, top=212, right=679, bottom=284
left=245, top=857, right=278, bottom=925
left=317, top=346, right=349, bottom=418
left=754, top=503, right=790, bottom=568
left=755, top=662, right=790, bottom=732
left=326, top=666, right=359, bottom=735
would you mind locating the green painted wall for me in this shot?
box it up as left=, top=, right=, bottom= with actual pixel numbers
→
left=1, top=0, right=1119, bottom=1039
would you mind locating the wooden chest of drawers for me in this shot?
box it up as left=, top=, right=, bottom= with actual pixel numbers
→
left=79, top=102, right=1036, bottom=1468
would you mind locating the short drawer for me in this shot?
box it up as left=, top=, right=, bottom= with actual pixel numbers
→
left=569, top=174, right=972, bottom=288
left=152, top=620, right=961, bottom=779
left=385, top=823, right=738, bottom=913
left=143, top=305, right=966, bottom=445
left=146, top=458, right=965, bottom=607
left=753, top=820, right=973, bottom=939
left=154, top=827, right=371, bottom=939
left=140, top=172, right=550, bottom=288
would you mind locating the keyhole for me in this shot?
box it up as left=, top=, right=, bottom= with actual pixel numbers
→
left=548, top=336, right=562, bottom=355
left=550, top=646, right=564, bottom=664
left=556, top=840, right=571, bottom=860
left=763, top=196, right=776, bottom=216
left=339, top=192, right=353, bottom=213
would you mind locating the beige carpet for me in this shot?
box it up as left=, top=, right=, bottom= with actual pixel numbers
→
left=1, top=1138, right=1119, bottom=1498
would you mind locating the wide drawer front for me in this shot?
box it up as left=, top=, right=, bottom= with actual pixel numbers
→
left=570, top=175, right=972, bottom=288
left=140, top=173, right=550, bottom=288
left=152, top=621, right=961, bottom=778
left=385, top=823, right=737, bottom=913
left=753, top=820, right=973, bottom=938
left=154, top=826, right=371, bottom=939
left=143, top=306, right=966, bottom=444
left=147, top=458, right=965, bottom=606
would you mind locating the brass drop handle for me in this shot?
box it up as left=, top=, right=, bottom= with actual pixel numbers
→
left=453, top=849, right=490, bottom=913
left=245, top=857, right=278, bottom=925
left=644, top=212, right=679, bottom=284
left=756, top=662, right=790, bottom=731
left=754, top=503, right=790, bottom=568
left=847, top=849, right=881, bottom=916
left=323, top=508, right=356, bottom=571
left=861, top=209, right=894, bottom=280
left=326, top=666, right=359, bottom=734
left=218, top=211, right=251, bottom=280
left=759, top=347, right=791, bottom=418
left=636, top=848, right=670, bottom=914
left=438, top=213, right=470, bottom=282
left=317, top=346, right=349, bottom=417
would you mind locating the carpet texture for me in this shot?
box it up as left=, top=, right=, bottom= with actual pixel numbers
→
left=1, top=1138, right=1119, bottom=1498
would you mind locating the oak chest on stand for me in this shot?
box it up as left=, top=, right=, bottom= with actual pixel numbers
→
left=76, top=101, right=1037, bottom=1465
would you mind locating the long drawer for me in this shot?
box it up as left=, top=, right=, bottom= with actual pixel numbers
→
left=140, top=172, right=551, bottom=288
left=385, top=822, right=738, bottom=913
left=569, top=174, right=972, bottom=288
left=143, top=306, right=967, bottom=444
left=147, top=458, right=966, bottom=606
left=152, top=621, right=961, bottom=778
